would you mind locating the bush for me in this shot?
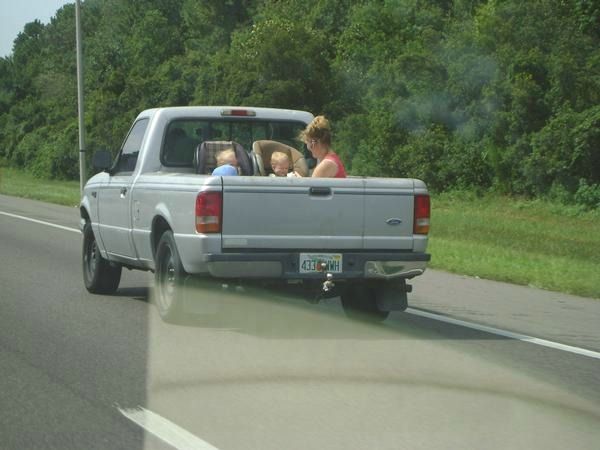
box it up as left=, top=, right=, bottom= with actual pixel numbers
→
left=29, top=123, right=78, bottom=179
left=341, top=109, right=409, bottom=178
left=574, top=179, right=600, bottom=210
left=527, top=105, right=600, bottom=197
left=445, top=138, right=493, bottom=190
left=11, top=129, right=47, bottom=168
left=396, top=125, right=452, bottom=190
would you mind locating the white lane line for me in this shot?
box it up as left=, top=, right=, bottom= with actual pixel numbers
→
left=119, top=406, right=219, bottom=450
left=0, top=210, right=80, bottom=234
left=406, top=307, right=600, bottom=360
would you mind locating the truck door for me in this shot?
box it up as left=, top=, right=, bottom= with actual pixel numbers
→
left=97, top=118, right=148, bottom=261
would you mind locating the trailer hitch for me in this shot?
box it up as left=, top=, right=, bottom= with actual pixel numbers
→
left=322, top=272, right=335, bottom=292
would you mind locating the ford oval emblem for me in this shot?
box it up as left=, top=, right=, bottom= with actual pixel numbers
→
left=386, top=218, right=403, bottom=225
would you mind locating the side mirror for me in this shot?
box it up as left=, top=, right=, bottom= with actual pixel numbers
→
left=92, top=150, right=113, bottom=172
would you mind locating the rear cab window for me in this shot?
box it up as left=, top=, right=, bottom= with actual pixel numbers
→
left=161, top=118, right=308, bottom=168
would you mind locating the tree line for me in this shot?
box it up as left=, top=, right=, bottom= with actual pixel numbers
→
left=0, top=0, right=598, bottom=207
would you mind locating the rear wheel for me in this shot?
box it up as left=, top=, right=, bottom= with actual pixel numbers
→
left=82, top=222, right=122, bottom=294
left=154, top=230, right=186, bottom=322
left=341, top=283, right=390, bottom=322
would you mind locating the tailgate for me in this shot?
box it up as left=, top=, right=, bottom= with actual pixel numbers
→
left=363, top=178, right=416, bottom=250
left=220, top=177, right=365, bottom=250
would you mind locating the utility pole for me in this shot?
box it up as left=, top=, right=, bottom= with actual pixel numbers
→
left=76, top=0, right=86, bottom=195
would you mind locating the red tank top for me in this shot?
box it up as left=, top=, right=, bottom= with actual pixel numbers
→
left=323, top=152, right=347, bottom=178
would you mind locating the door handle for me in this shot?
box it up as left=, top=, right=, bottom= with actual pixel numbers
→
left=309, top=187, right=331, bottom=197
left=120, top=187, right=128, bottom=198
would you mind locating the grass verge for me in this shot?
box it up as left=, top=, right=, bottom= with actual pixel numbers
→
left=429, top=191, right=600, bottom=299
left=0, top=167, right=80, bottom=207
left=1, top=167, right=599, bottom=299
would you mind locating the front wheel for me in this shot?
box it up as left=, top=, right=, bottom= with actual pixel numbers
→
left=154, top=230, right=186, bottom=322
left=82, top=222, right=122, bottom=294
left=341, top=283, right=390, bottom=322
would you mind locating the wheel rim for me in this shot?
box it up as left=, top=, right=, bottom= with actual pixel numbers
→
left=158, top=247, right=176, bottom=311
left=84, top=235, right=98, bottom=281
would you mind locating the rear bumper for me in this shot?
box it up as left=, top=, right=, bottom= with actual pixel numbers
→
left=203, top=251, right=430, bottom=280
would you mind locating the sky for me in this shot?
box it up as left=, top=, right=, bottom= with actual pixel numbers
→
left=0, top=0, right=73, bottom=58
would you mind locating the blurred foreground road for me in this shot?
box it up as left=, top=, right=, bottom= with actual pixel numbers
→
left=1, top=194, right=599, bottom=450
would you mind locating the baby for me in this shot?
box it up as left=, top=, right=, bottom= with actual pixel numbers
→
left=270, top=151, right=294, bottom=177
left=212, top=148, right=239, bottom=176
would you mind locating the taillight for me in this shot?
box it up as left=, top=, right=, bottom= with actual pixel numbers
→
left=414, top=194, right=430, bottom=235
left=195, top=191, right=222, bottom=233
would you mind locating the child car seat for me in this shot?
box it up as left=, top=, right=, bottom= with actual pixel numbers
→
left=193, top=141, right=253, bottom=175
left=251, top=140, right=309, bottom=176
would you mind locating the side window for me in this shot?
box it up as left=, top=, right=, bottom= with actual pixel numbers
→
left=113, top=118, right=149, bottom=174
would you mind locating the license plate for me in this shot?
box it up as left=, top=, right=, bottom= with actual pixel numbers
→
left=299, top=253, right=342, bottom=273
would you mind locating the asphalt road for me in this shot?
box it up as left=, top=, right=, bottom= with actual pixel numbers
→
left=1, top=194, right=599, bottom=450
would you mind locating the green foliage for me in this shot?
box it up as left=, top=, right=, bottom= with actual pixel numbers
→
left=527, top=105, right=600, bottom=196
left=574, top=179, right=600, bottom=210
left=0, top=167, right=81, bottom=206
left=207, top=16, right=333, bottom=111
left=430, top=191, right=600, bottom=298
left=0, top=0, right=598, bottom=209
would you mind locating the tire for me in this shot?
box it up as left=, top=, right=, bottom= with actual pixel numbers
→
left=154, top=230, right=186, bottom=322
left=341, top=283, right=390, bottom=322
left=82, top=222, right=122, bottom=294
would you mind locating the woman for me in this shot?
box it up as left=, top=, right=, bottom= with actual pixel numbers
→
left=299, top=115, right=347, bottom=178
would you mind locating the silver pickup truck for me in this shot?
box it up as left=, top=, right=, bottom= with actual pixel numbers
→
left=80, top=106, right=430, bottom=322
